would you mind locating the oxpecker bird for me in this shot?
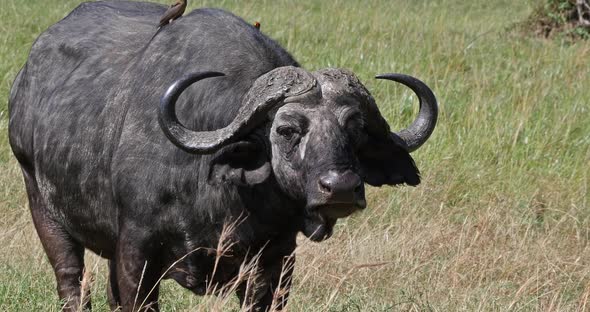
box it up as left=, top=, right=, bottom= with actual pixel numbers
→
left=146, top=0, right=187, bottom=44
left=159, top=0, right=187, bottom=27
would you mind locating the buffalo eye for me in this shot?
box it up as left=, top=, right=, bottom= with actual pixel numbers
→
left=345, top=112, right=363, bottom=131
left=276, top=126, right=300, bottom=141
left=344, top=112, right=365, bottom=148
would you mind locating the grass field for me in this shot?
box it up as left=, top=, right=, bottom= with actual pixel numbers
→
left=1, top=0, right=589, bottom=311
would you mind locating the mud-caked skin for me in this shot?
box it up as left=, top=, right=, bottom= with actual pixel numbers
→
left=8, top=1, right=437, bottom=312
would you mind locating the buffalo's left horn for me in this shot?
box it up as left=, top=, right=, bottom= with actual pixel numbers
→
left=159, top=66, right=316, bottom=153
left=376, top=74, right=438, bottom=152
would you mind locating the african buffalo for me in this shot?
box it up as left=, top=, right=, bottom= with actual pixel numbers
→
left=8, top=1, right=437, bottom=311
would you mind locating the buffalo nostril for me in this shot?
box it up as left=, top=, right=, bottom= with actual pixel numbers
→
left=318, top=171, right=362, bottom=196
left=318, top=178, right=332, bottom=194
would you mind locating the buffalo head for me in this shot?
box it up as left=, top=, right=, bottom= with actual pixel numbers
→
left=159, top=66, right=437, bottom=241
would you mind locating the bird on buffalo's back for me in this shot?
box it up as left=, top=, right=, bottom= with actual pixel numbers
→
left=159, top=0, right=187, bottom=27
left=145, top=0, right=187, bottom=44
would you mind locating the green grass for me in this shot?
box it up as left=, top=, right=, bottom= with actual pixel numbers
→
left=1, top=0, right=589, bottom=311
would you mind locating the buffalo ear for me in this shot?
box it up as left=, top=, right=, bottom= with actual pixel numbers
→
left=208, top=141, right=271, bottom=186
left=357, top=134, right=420, bottom=187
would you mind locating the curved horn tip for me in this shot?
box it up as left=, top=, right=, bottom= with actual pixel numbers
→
left=182, top=71, right=226, bottom=80
left=181, top=71, right=226, bottom=82
left=162, top=71, right=226, bottom=97
left=159, top=71, right=227, bottom=154
left=375, top=73, right=421, bottom=83
left=374, top=73, right=438, bottom=152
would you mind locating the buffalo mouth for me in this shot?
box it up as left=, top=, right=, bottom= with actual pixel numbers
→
left=302, top=200, right=366, bottom=242
left=316, top=203, right=363, bottom=219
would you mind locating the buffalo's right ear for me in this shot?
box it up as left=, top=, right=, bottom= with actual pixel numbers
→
left=208, top=141, right=271, bottom=186
left=357, top=134, right=420, bottom=187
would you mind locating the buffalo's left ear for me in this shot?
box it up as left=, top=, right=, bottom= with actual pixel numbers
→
left=208, top=141, right=271, bottom=186
left=357, top=134, right=420, bottom=187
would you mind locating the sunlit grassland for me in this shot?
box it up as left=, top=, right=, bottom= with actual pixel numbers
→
left=0, top=0, right=589, bottom=311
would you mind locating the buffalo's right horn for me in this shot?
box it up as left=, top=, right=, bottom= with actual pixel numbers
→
left=159, top=66, right=317, bottom=154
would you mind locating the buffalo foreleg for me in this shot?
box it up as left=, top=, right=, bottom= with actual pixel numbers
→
left=107, top=260, right=121, bottom=311
left=24, top=171, right=89, bottom=311
left=115, top=224, right=162, bottom=312
left=237, top=255, right=295, bottom=311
